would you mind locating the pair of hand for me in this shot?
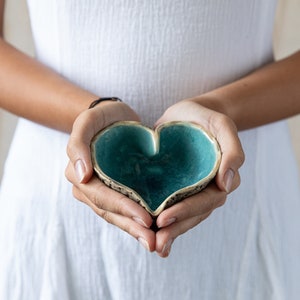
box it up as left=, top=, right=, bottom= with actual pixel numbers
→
left=65, top=99, right=244, bottom=257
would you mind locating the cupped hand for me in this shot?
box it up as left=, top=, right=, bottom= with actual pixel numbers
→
left=153, top=99, right=245, bottom=257
left=65, top=101, right=156, bottom=252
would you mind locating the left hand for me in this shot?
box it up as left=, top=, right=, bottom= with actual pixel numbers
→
left=65, top=101, right=156, bottom=252
left=153, top=99, right=245, bottom=257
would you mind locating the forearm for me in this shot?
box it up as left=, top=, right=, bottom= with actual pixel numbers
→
left=195, top=51, right=300, bottom=131
left=0, top=38, right=98, bottom=132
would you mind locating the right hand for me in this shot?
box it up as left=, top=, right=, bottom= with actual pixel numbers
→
left=65, top=101, right=156, bottom=252
left=153, top=98, right=244, bottom=257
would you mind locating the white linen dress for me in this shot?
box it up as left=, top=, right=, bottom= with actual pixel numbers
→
left=1, top=1, right=300, bottom=299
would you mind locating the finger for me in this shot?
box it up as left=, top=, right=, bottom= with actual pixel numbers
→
left=67, top=157, right=154, bottom=228
left=210, top=114, right=245, bottom=193
left=67, top=158, right=154, bottom=228
left=66, top=107, right=105, bottom=183
left=156, top=182, right=228, bottom=228
left=229, top=170, right=241, bottom=192
left=156, top=211, right=212, bottom=257
left=73, top=185, right=156, bottom=251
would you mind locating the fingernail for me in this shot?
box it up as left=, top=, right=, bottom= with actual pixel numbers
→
left=159, top=217, right=176, bottom=228
left=224, top=169, right=234, bottom=193
left=162, top=239, right=173, bottom=256
left=138, top=237, right=150, bottom=251
left=75, top=159, right=85, bottom=183
left=133, top=217, right=148, bottom=228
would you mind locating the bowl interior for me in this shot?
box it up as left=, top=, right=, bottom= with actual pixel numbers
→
left=92, top=122, right=219, bottom=212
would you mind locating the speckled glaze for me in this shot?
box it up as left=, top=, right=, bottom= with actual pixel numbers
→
left=91, top=121, right=221, bottom=216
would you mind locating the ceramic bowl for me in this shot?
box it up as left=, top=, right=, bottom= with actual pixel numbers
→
left=91, top=121, right=221, bottom=217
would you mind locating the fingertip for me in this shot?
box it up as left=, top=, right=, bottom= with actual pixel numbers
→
left=223, top=168, right=235, bottom=193
left=75, top=159, right=94, bottom=183
left=156, top=234, right=174, bottom=258
left=133, top=216, right=153, bottom=229
left=138, top=237, right=151, bottom=252
left=215, top=168, right=234, bottom=193
left=137, top=232, right=156, bottom=252
left=156, top=216, right=176, bottom=229
left=216, top=166, right=243, bottom=194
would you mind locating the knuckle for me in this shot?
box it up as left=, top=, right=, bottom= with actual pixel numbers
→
left=90, top=192, right=105, bottom=210
left=64, top=165, right=71, bottom=182
left=66, top=140, right=74, bottom=159
left=72, top=186, right=84, bottom=203
left=215, top=193, right=227, bottom=208
left=178, top=198, right=196, bottom=216
left=215, top=113, right=234, bottom=131
left=236, top=149, right=245, bottom=167
left=73, top=109, right=91, bottom=128
left=200, top=192, right=215, bottom=212
left=99, top=210, right=113, bottom=224
left=121, top=222, right=136, bottom=237
left=95, top=107, right=106, bottom=129
left=196, top=214, right=205, bottom=225
left=113, top=195, right=133, bottom=215
left=210, top=197, right=217, bottom=211
left=113, top=197, right=126, bottom=215
left=199, top=211, right=212, bottom=224
left=66, top=138, right=81, bottom=162
left=202, top=188, right=226, bottom=212
left=218, top=113, right=230, bottom=124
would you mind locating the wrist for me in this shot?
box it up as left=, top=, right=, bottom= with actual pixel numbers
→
left=89, top=97, right=122, bottom=109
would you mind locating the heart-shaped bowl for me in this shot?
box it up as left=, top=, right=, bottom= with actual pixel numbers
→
left=91, top=121, right=221, bottom=217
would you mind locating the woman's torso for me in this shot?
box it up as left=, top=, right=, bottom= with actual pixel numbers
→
left=26, top=0, right=277, bottom=125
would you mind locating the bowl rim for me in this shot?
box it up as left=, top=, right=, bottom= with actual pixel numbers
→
left=90, top=120, right=221, bottom=216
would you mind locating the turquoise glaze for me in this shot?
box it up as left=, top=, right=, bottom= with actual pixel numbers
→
left=91, top=121, right=221, bottom=216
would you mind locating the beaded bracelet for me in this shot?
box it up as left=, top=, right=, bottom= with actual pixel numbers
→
left=89, top=97, right=122, bottom=109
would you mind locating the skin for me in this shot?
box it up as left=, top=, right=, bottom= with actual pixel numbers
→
left=1, top=0, right=300, bottom=257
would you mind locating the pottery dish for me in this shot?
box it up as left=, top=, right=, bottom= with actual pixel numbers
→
left=91, top=121, right=221, bottom=217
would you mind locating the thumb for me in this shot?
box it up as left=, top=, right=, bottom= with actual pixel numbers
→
left=66, top=111, right=98, bottom=184
left=67, top=144, right=94, bottom=184
left=66, top=102, right=141, bottom=183
left=214, top=124, right=245, bottom=193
